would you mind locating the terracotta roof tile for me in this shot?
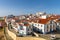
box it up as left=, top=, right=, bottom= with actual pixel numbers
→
left=24, top=23, right=30, bottom=26
left=31, top=15, right=60, bottom=24
left=38, top=19, right=49, bottom=24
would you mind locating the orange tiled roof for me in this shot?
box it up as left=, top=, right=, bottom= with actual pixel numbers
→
left=24, top=23, right=30, bottom=26
left=38, top=19, right=49, bottom=24
left=47, top=15, right=60, bottom=20
left=12, top=15, right=60, bottom=24
left=32, top=15, right=60, bottom=24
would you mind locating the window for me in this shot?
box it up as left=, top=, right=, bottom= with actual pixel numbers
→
left=35, top=24, right=36, bottom=26
left=40, top=29, right=42, bottom=32
left=38, top=24, right=39, bottom=26
left=34, top=23, right=36, bottom=26
left=20, top=26, right=23, bottom=30
left=50, top=21, right=54, bottom=24
left=50, top=21, right=52, bottom=24
left=41, top=25, right=42, bottom=27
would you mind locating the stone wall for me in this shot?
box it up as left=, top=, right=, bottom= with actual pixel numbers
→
left=7, top=29, right=16, bottom=40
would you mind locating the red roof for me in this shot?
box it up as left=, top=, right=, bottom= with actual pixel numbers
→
left=33, top=15, right=60, bottom=24
left=24, top=23, right=30, bottom=26
left=38, top=19, right=49, bottom=24
left=12, top=15, right=60, bottom=24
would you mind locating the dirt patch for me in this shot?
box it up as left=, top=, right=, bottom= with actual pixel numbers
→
left=0, top=28, right=5, bottom=40
left=17, top=37, right=46, bottom=40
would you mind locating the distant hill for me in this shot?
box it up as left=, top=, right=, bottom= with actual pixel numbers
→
left=0, top=17, right=4, bottom=21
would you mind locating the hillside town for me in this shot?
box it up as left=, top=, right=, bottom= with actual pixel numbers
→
left=4, top=12, right=60, bottom=37
left=1, top=0, right=60, bottom=40
left=0, top=12, right=60, bottom=40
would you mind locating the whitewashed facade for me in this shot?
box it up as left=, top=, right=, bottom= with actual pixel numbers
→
left=11, top=21, right=32, bottom=36
left=32, top=23, right=46, bottom=34
left=56, top=21, right=60, bottom=30
left=32, top=20, right=57, bottom=34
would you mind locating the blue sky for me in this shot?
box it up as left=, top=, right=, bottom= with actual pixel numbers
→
left=0, top=0, right=60, bottom=16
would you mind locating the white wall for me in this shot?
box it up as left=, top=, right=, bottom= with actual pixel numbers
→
left=11, top=19, right=15, bottom=23
left=57, top=23, right=59, bottom=25
left=8, top=29, right=16, bottom=40
left=56, top=22, right=60, bottom=30
left=33, top=23, right=45, bottom=34
left=18, top=26, right=27, bottom=35
left=41, top=15, right=47, bottom=19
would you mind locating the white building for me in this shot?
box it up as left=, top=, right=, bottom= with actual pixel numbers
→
left=9, top=18, right=32, bottom=36
left=55, top=19, right=60, bottom=30
left=40, top=15, right=48, bottom=19
left=31, top=18, right=57, bottom=34
left=36, top=12, right=45, bottom=16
